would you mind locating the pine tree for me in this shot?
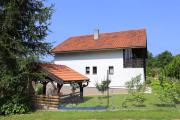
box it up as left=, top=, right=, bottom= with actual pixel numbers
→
left=0, top=0, right=53, bottom=114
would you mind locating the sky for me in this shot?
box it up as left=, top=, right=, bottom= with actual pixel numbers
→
left=44, top=0, right=180, bottom=61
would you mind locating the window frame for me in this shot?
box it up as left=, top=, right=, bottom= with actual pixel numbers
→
left=109, top=66, right=114, bottom=75
left=85, top=67, right=90, bottom=74
left=92, top=66, right=97, bottom=75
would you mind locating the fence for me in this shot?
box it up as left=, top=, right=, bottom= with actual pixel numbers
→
left=32, top=95, right=60, bottom=109
left=124, top=58, right=144, bottom=68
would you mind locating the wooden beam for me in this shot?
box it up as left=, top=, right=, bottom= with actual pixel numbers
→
left=57, top=83, right=63, bottom=94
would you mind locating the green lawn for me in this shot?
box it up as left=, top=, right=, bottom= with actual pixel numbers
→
left=1, top=94, right=180, bottom=120
left=1, top=110, right=180, bottom=120
left=64, top=94, right=180, bottom=110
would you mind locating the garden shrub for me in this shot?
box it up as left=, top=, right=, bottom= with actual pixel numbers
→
left=35, top=83, right=43, bottom=95
left=0, top=95, right=30, bottom=115
left=95, top=79, right=111, bottom=94
left=1, top=102, right=29, bottom=115
left=122, top=74, right=146, bottom=107
left=151, top=79, right=179, bottom=106
left=176, top=81, right=180, bottom=96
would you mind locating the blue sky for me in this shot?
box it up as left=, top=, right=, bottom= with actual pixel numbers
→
left=44, top=0, right=180, bottom=61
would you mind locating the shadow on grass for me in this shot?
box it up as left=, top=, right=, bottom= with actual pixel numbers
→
left=60, top=95, right=93, bottom=104
left=83, top=96, right=93, bottom=102
left=98, top=95, right=112, bottom=99
left=154, top=103, right=176, bottom=107
left=176, top=101, right=180, bottom=104
left=132, top=104, right=146, bottom=107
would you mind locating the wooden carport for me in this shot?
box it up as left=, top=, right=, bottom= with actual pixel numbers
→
left=39, top=63, right=89, bottom=101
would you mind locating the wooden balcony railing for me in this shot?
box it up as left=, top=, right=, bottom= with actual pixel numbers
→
left=124, top=58, right=144, bottom=68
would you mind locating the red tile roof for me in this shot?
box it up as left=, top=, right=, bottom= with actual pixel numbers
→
left=52, top=29, right=147, bottom=53
left=40, top=63, right=89, bottom=82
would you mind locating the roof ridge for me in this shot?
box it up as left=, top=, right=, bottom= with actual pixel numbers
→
left=65, top=28, right=146, bottom=38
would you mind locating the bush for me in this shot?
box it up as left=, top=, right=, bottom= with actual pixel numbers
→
left=35, top=83, right=43, bottom=95
left=122, top=74, right=146, bottom=107
left=95, top=79, right=111, bottom=94
left=1, top=102, right=29, bottom=115
left=0, top=95, right=30, bottom=115
left=151, top=79, right=179, bottom=106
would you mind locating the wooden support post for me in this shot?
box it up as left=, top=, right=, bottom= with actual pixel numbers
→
left=43, top=81, right=47, bottom=95
left=78, top=82, right=83, bottom=101
left=57, top=83, right=63, bottom=94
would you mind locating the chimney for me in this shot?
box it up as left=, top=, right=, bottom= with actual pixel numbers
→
left=94, top=29, right=99, bottom=40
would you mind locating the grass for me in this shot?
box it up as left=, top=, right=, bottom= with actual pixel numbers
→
left=63, top=94, right=180, bottom=110
left=1, top=94, right=180, bottom=120
left=1, top=110, right=180, bottom=120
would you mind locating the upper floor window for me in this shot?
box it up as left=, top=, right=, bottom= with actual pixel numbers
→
left=85, top=67, right=90, bottom=74
left=93, top=66, right=97, bottom=74
left=124, top=49, right=133, bottom=60
left=109, top=66, right=114, bottom=75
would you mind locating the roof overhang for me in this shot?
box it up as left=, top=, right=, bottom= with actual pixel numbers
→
left=52, top=46, right=146, bottom=54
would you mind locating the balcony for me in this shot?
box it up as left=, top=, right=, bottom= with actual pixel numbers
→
left=124, top=58, right=144, bottom=68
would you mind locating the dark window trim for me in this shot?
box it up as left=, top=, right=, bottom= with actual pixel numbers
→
left=109, top=66, right=114, bottom=75
left=93, top=66, right=97, bottom=75
left=85, top=67, right=90, bottom=74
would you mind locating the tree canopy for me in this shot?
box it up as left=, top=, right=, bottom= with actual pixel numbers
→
left=165, top=55, right=180, bottom=79
left=146, top=50, right=179, bottom=82
left=154, top=51, right=173, bottom=68
left=0, top=0, right=53, bottom=114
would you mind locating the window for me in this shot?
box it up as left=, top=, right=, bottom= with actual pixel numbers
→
left=124, top=49, right=133, bottom=60
left=93, top=66, right=97, bottom=74
left=85, top=67, right=90, bottom=74
left=109, top=66, right=114, bottom=75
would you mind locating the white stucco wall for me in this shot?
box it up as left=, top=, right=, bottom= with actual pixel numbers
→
left=53, top=49, right=145, bottom=88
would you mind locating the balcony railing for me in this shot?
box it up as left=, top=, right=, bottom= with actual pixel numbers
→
left=124, top=58, right=144, bottom=68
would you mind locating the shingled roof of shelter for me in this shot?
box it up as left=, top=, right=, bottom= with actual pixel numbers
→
left=40, top=63, right=89, bottom=82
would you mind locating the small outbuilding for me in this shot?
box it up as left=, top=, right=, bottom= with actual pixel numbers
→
left=38, top=63, right=89, bottom=100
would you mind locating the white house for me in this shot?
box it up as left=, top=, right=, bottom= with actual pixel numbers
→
left=51, top=29, right=147, bottom=88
